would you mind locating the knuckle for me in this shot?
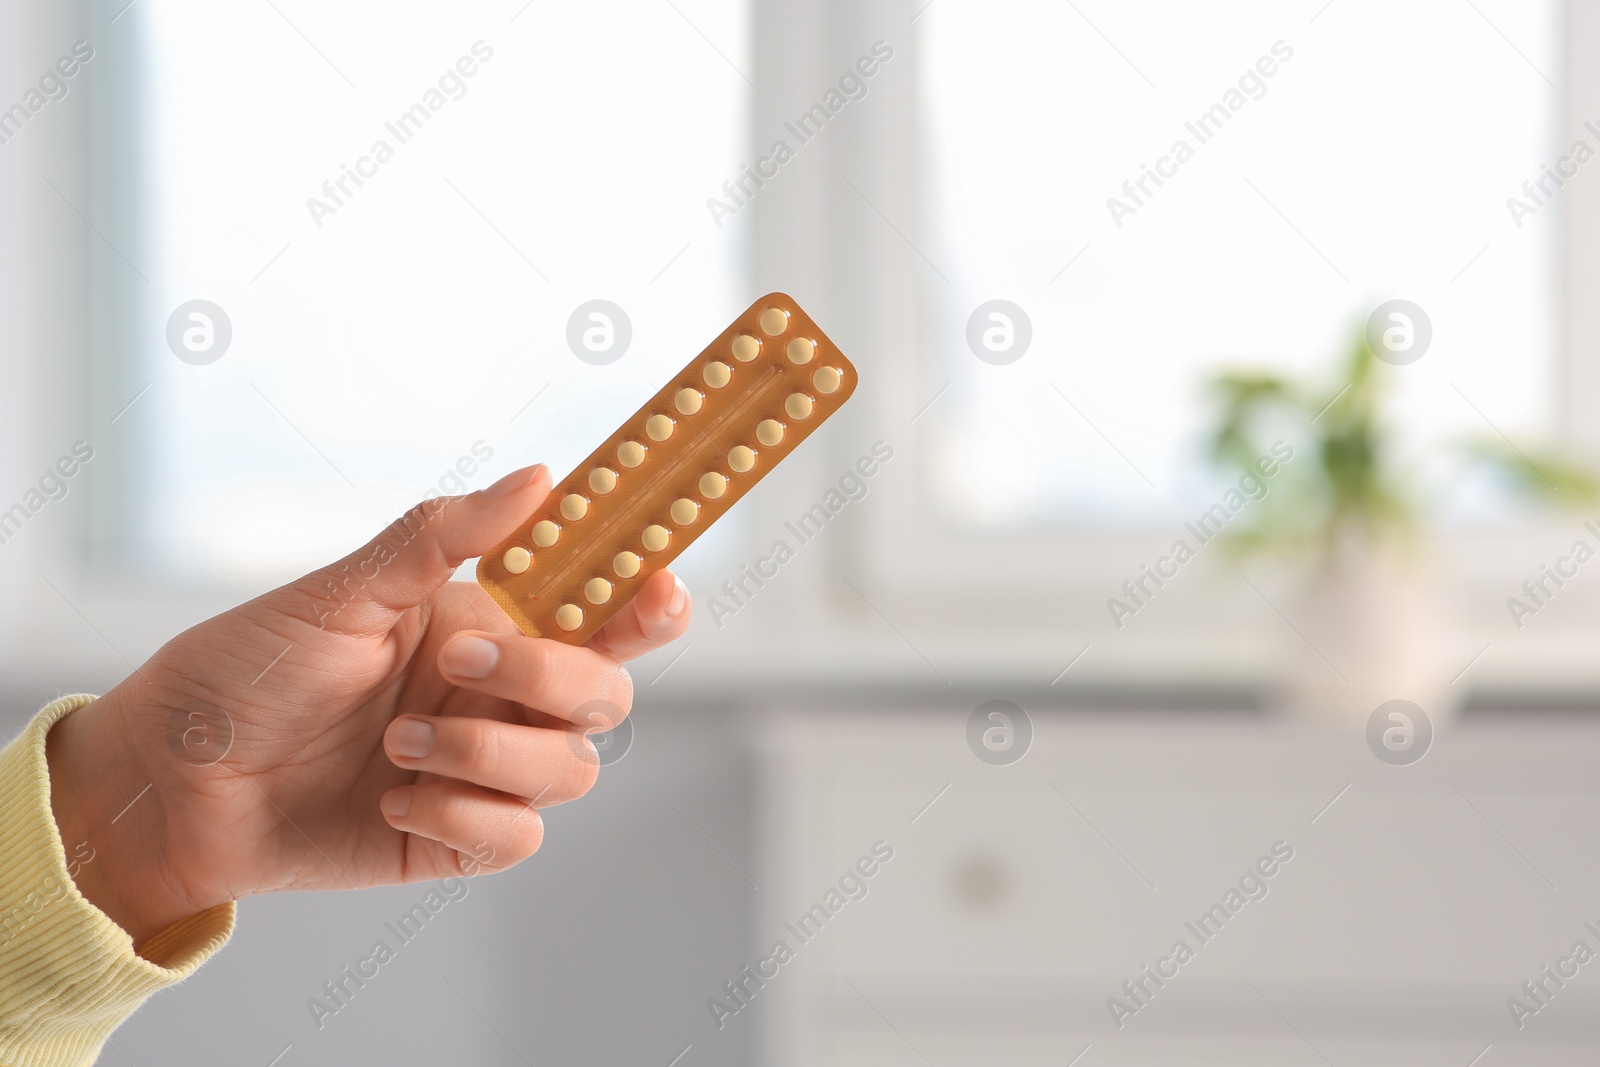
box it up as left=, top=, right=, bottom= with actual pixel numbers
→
left=542, top=733, right=598, bottom=803
left=454, top=722, right=502, bottom=782
left=474, top=816, right=543, bottom=872
left=458, top=839, right=501, bottom=876
left=610, top=667, right=635, bottom=722
left=387, top=501, right=443, bottom=547
left=438, top=786, right=477, bottom=827
left=563, top=743, right=600, bottom=799
left=572, top=669, right=633, bottom=732
left=517, top=642, right=561, bottom=706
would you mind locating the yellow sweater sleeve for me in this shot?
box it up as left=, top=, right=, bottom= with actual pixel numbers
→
left=0, top=696, right=234, bottom=1067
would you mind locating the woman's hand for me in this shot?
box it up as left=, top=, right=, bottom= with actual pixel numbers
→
left=44, top=464, right=691, bottom=945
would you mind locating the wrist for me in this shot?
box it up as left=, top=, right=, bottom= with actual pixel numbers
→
left=45, top=689, right=215, bottom=946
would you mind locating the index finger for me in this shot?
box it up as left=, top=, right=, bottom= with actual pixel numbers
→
left=585, top=569, right=691, bottom=662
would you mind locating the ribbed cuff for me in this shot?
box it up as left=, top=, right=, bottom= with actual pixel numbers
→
left=0, top=695, right=234, bottom=1067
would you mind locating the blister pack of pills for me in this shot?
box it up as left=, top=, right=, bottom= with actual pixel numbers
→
left=477, top=294, right=859, bottom=643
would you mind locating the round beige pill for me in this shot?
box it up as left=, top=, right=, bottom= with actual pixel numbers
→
left=812, top=366, right=842, bottom=395
left=560, top=493, right=589, bottom=521
left=703, top=361, right=731, bottom=388
left=641, top=524, right=670, bottom=552
left=786, top=337, right=815, bottom=365
left=613, top=551, right=641, bottom=579
left=502, top=546, right=531, bottom=575
left=756, top=418, right=784, bottom=446
left=728, top=445, right=756, bottom=473
left=646, top=414, right=674, bottom=441
left=731, top=334, right=760, bottom=362
left=670, top=497, right=698, bottom=526
left=759, top=307, right=789, bottom=336
left=589, top=467, right=617, bottom=494
left=785, top=393, right=814, bottom=420
left=699, top=471, right=727, bottom=499
left=532, top=520, right=560, bottom=548
left=554, top=604, right=583, bottom=631
left=618, top=440, right=646, bottom=468
left=584, top=577, right=613, bottom=605
left=675, top=388, right=703, bottom=415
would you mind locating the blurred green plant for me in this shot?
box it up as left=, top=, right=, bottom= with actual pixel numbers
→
left=1206, top=325, right=1600, bottom=566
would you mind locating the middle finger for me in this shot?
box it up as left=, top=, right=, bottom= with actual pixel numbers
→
left=435, top=630, right=633, bottom=730
left=384, top=714, right=599, bottom=805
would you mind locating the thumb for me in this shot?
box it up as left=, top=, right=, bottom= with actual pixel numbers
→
left=297, top=464, right=551, bottom=632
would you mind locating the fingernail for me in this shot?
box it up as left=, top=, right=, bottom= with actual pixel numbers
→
left=388, top=718, right=435, bottom=759
left=381, top=788, right=412, bottom=818
left=442, top=634, right=500, bottom=678
left=666, top=576, right=689, bottom=617
left=485, top=464, right=547, bottom=497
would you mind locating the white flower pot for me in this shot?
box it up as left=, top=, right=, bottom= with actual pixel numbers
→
left=1281, top=550, right=1456, bottom=729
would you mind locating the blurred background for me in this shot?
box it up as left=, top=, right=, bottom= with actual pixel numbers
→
left=5, top=0, right=1600, bottom=1063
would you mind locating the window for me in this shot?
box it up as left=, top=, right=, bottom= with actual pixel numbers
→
left=914, top=0, right=1560, bottom=532
left=96, top=0, right=751, bottom=586
left=25, top=0, right=1589, bottom=685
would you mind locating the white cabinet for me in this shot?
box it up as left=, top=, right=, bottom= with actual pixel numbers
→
left=753, top=707, right=1600, bottom=1065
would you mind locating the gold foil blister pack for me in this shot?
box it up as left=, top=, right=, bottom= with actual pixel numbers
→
left=478, top=294, right=859, bottom=642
